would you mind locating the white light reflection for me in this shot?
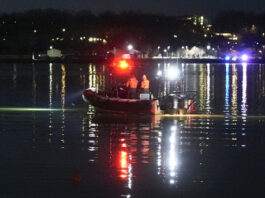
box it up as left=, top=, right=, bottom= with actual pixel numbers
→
left=121, top=195, right=131, bottom=198
left=171, top=126, right=177, bottom=131
left=167, top=125, right=179, bottom=185
left=88, top=121, right=98, bottom=154
left=241, top=63, right=248, bottom=130
left=225, top=63, right=230, bottom=116
left=206, top=64, right=211, bottom=113
left=61, top=65, right=66, bottom=149
left=49, top=63, right=53, bottom=108
left=157, top=70, right=162, bottom=76
left=241, top=63, right=248, bottom=116
left=128, top=155, right=132, bottom=189
left=224, top=64, right=230, bottom=127
left=157, top=131, right=162, bottom=175
left=231, top=64, right=238, bottom=116
left=199, top=64, right=206, bottom=111
left=169, top=132, right=177, bottom=170
left=166, top=67, right=180, bottom=81
left=48, top=63, right=53, bottom=143
left=61, top=65, right=66, bottom=108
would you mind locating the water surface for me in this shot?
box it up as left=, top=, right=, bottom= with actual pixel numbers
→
left=0, top=62, right=265, bottom=197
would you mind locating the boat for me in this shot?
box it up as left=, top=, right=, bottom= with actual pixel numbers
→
left=82, top=88, right=195, bottom=115
left=82, top=88, right=159, bottom=114
left=83, top=49, right=195, bottom=114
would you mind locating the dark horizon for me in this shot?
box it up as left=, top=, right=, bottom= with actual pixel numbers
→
left=1, top=0, right=265, bottom=18
left=0, top=8, right=265, bottom=21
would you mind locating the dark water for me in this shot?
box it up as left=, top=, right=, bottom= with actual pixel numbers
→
left=0, top=62, right=265, bottom=197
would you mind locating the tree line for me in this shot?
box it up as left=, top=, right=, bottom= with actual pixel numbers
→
left=0, top=9, right=264, bottom=54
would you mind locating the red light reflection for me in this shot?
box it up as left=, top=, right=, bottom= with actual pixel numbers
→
left=120, top=147, right=128, bottom=179
left=110, top=136, right=131, bottom=181
left=122, top=143, right=127, bottom=148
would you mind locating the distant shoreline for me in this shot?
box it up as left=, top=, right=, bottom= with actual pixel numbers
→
left=0, top=56, right=265, bottom=64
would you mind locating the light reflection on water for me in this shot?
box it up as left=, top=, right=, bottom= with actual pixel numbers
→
left=231, top=64, right=238, bottom=116
left=1, top=110, right=265, bottom=197
left=0, top=110, right=265, bottom=196
left=1, top=62, right=265, bottom=115
left=0, top=62, right=265, bottom=197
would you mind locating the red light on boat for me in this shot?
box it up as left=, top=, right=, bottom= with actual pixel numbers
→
left=119, top=60, right=129, bottom=69
left=110, top=55, right=134, bottom=74
left=84, top=90, right=94, bottom=96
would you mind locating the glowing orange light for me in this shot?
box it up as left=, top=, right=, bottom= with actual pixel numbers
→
left=121, top=151, right=127, bottom=157
left=121, top=159, right=127, bottom=168
left=120, top=151, right=128, bottom=168
left=118, top=138, right=130, bottom=180
left=120, top=174, right=127, bottom=179
left=121, top=169, right=128, bottom=174
left=119, top=150, right=128, bottom=179
left=119, top=60, right=129, bottom=69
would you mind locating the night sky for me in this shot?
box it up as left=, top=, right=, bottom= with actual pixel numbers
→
left=1, top=0, right=265, bottom=16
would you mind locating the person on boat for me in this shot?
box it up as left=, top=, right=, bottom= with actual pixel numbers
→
left=126, top=75, right=138, bottom=98
left=140, top=74, right=150, bottom=93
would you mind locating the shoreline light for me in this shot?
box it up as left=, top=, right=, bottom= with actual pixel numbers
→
left=127, top=44, right=133, bottom=50
left=225, top=55, right=230, bottom=61
left=241, top=54, right=249, bottom=62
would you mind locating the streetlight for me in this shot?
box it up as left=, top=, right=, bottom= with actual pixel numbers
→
left=127, top=44, right=133, bottom=51
left=241, top=54, right=249, bottom=62
left=167, top=46, right=171, bottom=58
left=164, top=49, right=168, bottom=58
left=157, top=46, right=161, bottom=57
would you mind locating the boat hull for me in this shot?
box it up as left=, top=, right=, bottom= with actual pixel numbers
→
left=82, top=89, right=159, bottom=114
